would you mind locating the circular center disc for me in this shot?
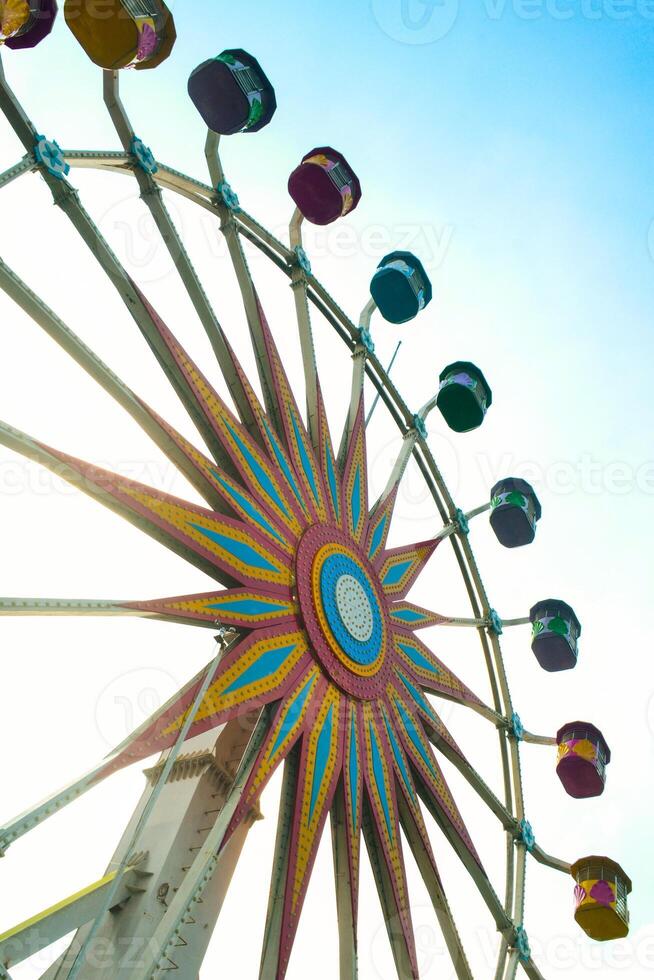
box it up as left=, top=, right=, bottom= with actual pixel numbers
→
left=335, top=573, right=374, bottom=641
left=295, top=525, right=392, bottom=699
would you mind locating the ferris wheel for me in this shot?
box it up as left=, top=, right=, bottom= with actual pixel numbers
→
left=0, top=3, right=633, bottom=979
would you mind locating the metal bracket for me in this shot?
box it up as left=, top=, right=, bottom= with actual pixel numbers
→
left=358, top=325, right=375, bottom=354
left=518, top=818, right=535, bottom=852
left=130, top=136, right=158, bottom=175
left=455, top=508, right=469, bottom=535
left=293, top=244, right=311, bottom=276
left=513, top=925, right=531, bottom=963
left=488, top=608, right=503, bottom=635
left=509, top=712, right=525, bottom=741
left=33, top=135, right=70, bottom=180
left=412, top=413, right=428, bottom=440
left=217, top=181, right=240, bottom=212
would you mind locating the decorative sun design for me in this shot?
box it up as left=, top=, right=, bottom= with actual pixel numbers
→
left=23, top=281, right=490, bottom=978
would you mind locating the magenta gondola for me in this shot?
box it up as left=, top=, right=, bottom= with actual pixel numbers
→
left=2, top=0, right=57, bottom=48
left=556, top=722, right=610, bottom=798
left=288, top=147, right=361, bottom=225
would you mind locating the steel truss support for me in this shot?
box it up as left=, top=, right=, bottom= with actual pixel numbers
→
left=0, top=856, right=151, bottom=970
left=36, top=717, right=264, bottom=980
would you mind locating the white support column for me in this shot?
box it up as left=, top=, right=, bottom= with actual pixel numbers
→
left=39, top=716, right=263, bottom=980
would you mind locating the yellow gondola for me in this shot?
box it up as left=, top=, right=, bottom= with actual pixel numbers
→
left=571, top=856, right=631, bottom=941
left=64, top=0, right=175, bottom=70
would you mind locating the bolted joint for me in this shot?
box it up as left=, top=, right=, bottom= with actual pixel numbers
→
left=358, top=325, right=375, bottom=354
left=214, top=623, right=238, bottom=648
left=455, top=508, right=469, bottom=535
left=34, top=135, right=70, bottom=180
left=519, top=818, right=535, bottom=852
left=130, top=136, right=158, bottom=175
left=217, top=181, right=240, bottom=212
left=488, top=608, right=503, bottom=635
left=293, top=245, right=311, bottom=275
left=412, top=414, right=428, bottom=440
left=510, top=711, right=525, bottom=741
left=514, top=925, right=531, bottom=962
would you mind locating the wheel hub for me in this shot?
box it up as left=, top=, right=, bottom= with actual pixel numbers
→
left=295, top=524, right=391, bottom=699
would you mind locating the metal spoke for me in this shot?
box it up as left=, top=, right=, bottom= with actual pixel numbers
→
left=205, top=133, right=284, bottom=438
left=330, top=784, right=358, bottom=980
left=258, top=745, right=300, bottom=979
left=397, top=793, right=473, bottom=980
left=102, top=73, right=261, bottom=441
left=0, top=257, right=228, bottom=509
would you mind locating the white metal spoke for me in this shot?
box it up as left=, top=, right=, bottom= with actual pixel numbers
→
left=397, top=794, right=473, bottom=980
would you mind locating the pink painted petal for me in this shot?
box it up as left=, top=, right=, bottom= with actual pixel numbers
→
left=124, top=588, right=298, bottom=630
left=136, top=22, right=157, bottom=61
left=103, top=628, right=312, bottom=776
left=590, top=880, right=616, bottom=907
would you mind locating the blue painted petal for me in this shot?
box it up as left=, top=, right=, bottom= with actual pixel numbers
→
left=349, top=711, right=359, bottom=826
left=394, top=695, right=438, bottom=779
left=309, top=704, right=334, bottom=824
left=391, top=608, right=426, bottom=624
left=351, top=467, right=362, bottom=534
left=223, top=643, right=297, bottom=695
left=383, top=559, right=414, bottom=587
left=268, top=674, right=315, bottom=760
left=326, top=448, right=340, bottom=520
left=369, top=720, right=393, bottom=841
left=223, top=419, right=291, bottom=519
left=397, top=641, right=440, bottom=677
left=210, top=470, right=285, bottom=544
left=208, top=598, right=288, bottom=616
left=397, top=671, right=438, bottom=723
left=369, top=513, right=387, bottom=559
left=382, top=710, right=416, bottom=804
left=189, top=523, right=280, bottom=573
left=262, top=418, right=308, bottom=516
left=290, top=406, right=320, bottom=508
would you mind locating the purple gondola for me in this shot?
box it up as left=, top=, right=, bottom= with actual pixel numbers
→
left=2, top=0, right=57, bottom=48
left=556, top=722, right=610, bottom=798
left=288, top=147, right=361, bottom=225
